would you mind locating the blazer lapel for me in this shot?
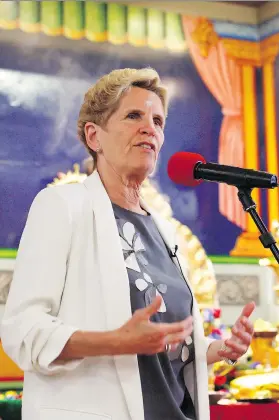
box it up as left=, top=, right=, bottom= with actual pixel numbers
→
left=83, top=172, right=144, bottom=420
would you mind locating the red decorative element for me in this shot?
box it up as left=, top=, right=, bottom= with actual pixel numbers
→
left=214, top=375, right=227, bottom=386
left=210, top=403, right=279, bottom=419
left=213, top=308, right=222, bottom=318
left=0, top=377, right=24, bottom=382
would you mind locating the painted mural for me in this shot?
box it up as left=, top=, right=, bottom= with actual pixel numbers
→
left=0, top=1, right=279, bottom=258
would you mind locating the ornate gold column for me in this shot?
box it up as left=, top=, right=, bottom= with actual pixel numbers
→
left=241, top=63, right=261, bottom=229
left=230, top=63, right=269, bottom=256
left=261, top=35, right=279, bottom=231
left=222, top=40, right=271, bottom=256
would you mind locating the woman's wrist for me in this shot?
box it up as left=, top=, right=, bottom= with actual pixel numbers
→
left=56, top=329, right=124, bottom=361
left=206, top=339, right=225, bottom=365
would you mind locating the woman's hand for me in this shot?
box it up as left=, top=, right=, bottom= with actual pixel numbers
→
left=218, top=301, right=255, bottom=361
left=114, top=296, right=193, bottom=355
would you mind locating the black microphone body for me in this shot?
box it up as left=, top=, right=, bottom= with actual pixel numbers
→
left=195, top=162, right=278, bottom=189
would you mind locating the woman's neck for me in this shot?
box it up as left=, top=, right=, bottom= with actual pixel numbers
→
left=97, top=164, right=147, bottom=215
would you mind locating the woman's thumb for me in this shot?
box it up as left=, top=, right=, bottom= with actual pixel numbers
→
left=143, top=295, right=162, bottom=318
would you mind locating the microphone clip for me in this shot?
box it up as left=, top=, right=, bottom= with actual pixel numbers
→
left=169, top=245, right=178, bottom=258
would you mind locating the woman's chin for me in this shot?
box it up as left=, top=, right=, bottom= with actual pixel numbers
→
left=123, top=166, right=152, bottom=183
left=134, top=163, right=155, bottom=179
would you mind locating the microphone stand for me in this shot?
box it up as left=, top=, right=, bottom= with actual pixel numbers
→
left=237, top=187, right=279, bottom=264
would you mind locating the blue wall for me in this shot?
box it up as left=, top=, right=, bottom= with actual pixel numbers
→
left=0, top=32, right=244, bottom=254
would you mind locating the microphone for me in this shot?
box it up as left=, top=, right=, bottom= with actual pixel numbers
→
left=167, top=151, right=278, bottom=189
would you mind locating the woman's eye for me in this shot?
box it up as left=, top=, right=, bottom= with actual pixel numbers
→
left=154, top=118, right=163, bottom=127
left=127, top=112, right=140, bottom=119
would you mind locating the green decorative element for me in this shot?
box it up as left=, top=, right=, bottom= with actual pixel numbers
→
left=0, top=0, right=18, bottom=28
left=19, top=0, right=40, bottom=32
left=107, top=3, right=127, bottom=44
left=165, top=12, right=185, bottom=51
left=147, top=8, right=165, bottom=50
left=64, top=0, right=85, bottom=39
left=0, top=249, right=264, bottom=265
left=19, top=0, right=39, bottom=23
left=0, top=249, right=17, bottom=259
left=0, top=1, right=186, bottom=52
left=41, top=1, right=62, bottom=35
left=209, top=255, right=261, bottom=264
left=0, top=399, right=22, bottom=420
left=0, top=381, right=23, bottom=391
left=127, top=6, right=146, bottom=46
left=85, top=2, right=107, bottom=41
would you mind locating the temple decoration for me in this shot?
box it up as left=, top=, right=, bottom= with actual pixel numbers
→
left=220, top=33, right=279, bottom=238
left=216, top=33, right=279, bottom=241
left=0, top=1, right=186, bottom=53
left=190, top=18, right=219, bottom=57
left=47, top=164, right=87, bottom=187
left=230, top=63, right=264, bottom=257
left=2, top=2, right=279, bottom=259
left=183, top=15, right=279, bottom=258
left=182, top=16, right=247, bottom=232
left=262, top=40, right=279, bottom=232
left=48, top=164, right=218, bottom=309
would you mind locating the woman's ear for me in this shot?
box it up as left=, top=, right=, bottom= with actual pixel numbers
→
left=84, top=122, right=99, bottom=152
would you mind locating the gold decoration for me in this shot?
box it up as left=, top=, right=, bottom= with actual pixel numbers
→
left=230, top=371, right=279, bottom=400
left=47, top=163, right=87, bottom=187
left=260, top=34, right=279, bottom=65
left=222, top=39, right=261, bottom=67
left=230, top=231, right=272, bottom=258
left=191, top=18, right=219, bottom=57
left=251, top=321, right=278, bottom=368
left=48, top=164, right=217, bottom=308
left=222, top=34, right=279, bottom=67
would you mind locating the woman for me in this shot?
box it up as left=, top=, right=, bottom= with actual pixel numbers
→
left=2, top=68, right=254, bottom=420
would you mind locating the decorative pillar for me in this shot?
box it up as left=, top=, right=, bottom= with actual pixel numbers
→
left=261, top=35, right=279, bottom=231
left=230, top=63, right=268, bottom=256
left=221, top=40, right=270, bottom=256
left=263, top=62, right=279, bottom=229
left=241, top=64, right=261, bottom=230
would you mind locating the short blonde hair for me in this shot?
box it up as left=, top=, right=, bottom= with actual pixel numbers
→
left=77, top=67, right=168, bottom=162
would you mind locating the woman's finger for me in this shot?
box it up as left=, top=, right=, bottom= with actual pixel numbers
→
left=225, top=339, right=247, bottom=355
left=231, top=327, right=252, bottom=346
left=240, top=317, right=254, bottom=335
left=218, top=349, right=240, bottom=361
left=158, top=317, right=193, bottom=336
left=165, top=331, right=192, bottom=345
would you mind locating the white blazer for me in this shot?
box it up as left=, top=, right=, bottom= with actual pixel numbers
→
left=1, top=171, right=211, bottom=420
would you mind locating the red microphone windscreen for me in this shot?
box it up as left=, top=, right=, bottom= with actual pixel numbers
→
left=167, top=152, right=206, bottom=187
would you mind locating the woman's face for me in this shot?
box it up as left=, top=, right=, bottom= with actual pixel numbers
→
left=88, top=86, right=165, bottom=180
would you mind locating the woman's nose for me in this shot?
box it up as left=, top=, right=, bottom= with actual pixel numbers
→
left=139, top=121, right=156, bottom=136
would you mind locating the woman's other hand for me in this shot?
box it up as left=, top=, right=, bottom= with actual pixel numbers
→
left=218, top=301, right=255, bottom=361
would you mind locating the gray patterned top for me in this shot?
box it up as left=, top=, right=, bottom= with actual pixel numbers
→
left=112, top=203, right=196, bottom=420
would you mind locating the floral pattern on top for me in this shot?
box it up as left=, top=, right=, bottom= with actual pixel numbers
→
left=136, top=272, right=167, bottom=313
left=169, top=335, right=194, bottom=363
left=116, top=220, right=147, bottom=273
left=116, top=218, right=193, bottom=363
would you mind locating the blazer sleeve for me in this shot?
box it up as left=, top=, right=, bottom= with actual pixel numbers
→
left=1, top=187, right=82, bottom=376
